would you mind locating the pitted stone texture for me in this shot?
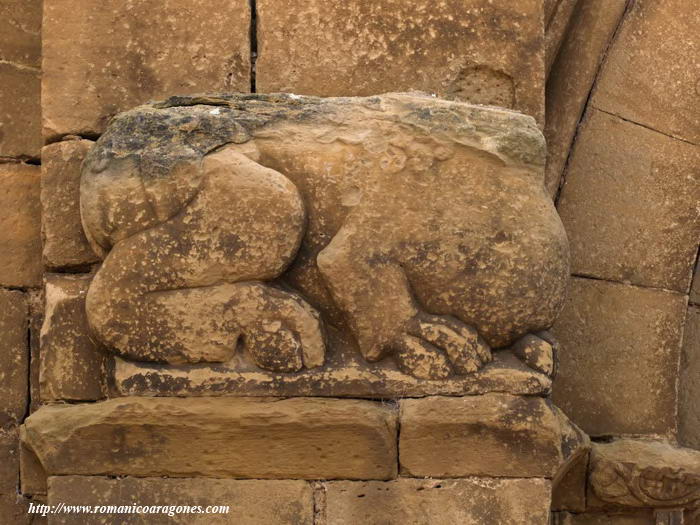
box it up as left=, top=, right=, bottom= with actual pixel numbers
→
left=0, top=163, right=42, bottom=287
left=41, top=140, right=99, bottom=269
left=399, top=394, right=588, bottom=479
left=256, top=0, right=544, bottom=125
left=42, top=0, right=250, bottom=140
left=588, top=439, right=700, bottom=511
left=591, top=0, right=700, bottom=144
left=324, top=478, right=551, bottom=524
left=680, top=306, right=700, bottom=449
left=0, top=0, right=41, bottom=158
left=22, top=397, right=398, bottom=480
left=0, top=289, right=28, bottom=427
left=558, top=109, right=700, bottom=292
left=553, top=511, right=655, bottom=524
left=552, top=277, right=686, bottom=437
left=48, top=477, right=313, bottom=525
left=82, top=93, right=568, bottom=383
left=40, top=274, right=107, bottom=402
left=0, top=428, right=19, bottom=495
left=544, top=0, right=628, bottom=196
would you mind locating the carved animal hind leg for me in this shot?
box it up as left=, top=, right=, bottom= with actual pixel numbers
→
left=317, top=224, right=491, bottom=379
left=85, top=148, right=324, bottom=370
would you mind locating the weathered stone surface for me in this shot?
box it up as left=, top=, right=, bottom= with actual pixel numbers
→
left=691, top=264, right=700, bottom=305
left=40, top=274, right=107, bottom=402
left=22, top=397, right=397, bottom=480
left=544, top=0, right=628, bottom=196
left=20, top=439, right=46, bottom=497
left=27, top=289, right=43, bottom=414
left=323, top=478, right=551, bottom=525
left=680, top=306, right=700, bottom=450
left=48, top=477, right=313, bottom=524
left=0, top=163, right=42, bottom=287
left=588, top=439, right=700, bottom=514
left=0, top=428, right=19, bottom=494
left=41, top=140, right=99, bottom=269
left=544, top=0, right=579, bottom=77
left=113, top=350, right=552, bottom=398
left=0, top=494, right=30, bottom=525
left=0, top=0, right=41, bottom=68
left=0, top=289, right=28, bottom=427
left=552, top=448, right=589, bottom=512
left=0, top=0, right=41, bottom=159
left=591, top=0, right=700, bottom=144
left=551, top=277, right=686, bottom=436
left=82, top=93, right=568, bottom=384
left=558, top=109, right=700, bottom=292
left=257, top=0, right=545, bottom=124
left=399, top=394, right=588, bottom=478
left=42, top=0, right=251, bottom=140
left=553, top=511, right=655, bottom=525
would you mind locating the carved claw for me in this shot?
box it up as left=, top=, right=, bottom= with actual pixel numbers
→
left=512, top=332, right=558, bottom=377
left=393, top=312, right=492, bottom=379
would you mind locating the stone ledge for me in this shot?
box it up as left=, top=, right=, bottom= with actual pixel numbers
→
left=21, top=397, right=398, bottom=480
left=399, top=394, right=589, bottom=479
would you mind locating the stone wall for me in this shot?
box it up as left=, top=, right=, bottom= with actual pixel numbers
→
left=0, top=0, right=698, bottom=523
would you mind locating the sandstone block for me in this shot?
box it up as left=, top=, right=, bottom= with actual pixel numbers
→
left=691, top=264, right=700, bottom=305
left=22, top=397, right=397, bottom=480
left=41, top=140, right=98, bottom=269
left=323, top=478, right=551, bottom=525
left=591, top=0, right=700, bottom=144
left=399, top=394, right=588, bottom=478
left=42, top=0, right=251, bottom=140
left=544, top=0, right=579, bottom=77
left=558, top=109, right=700, bottom=292
left=0, top=163, right=42, bottom=286
left=0, top=428, right=19, bottom=495
left=553, top=511, right=655, bottom=525
left=0, top=289, right=28, bottom=426
left=588, top=439, right=700, bottom=512
left=551, top=447, right=588, bottom=512
left=551, top=277, right=686, bottom=436
left=0, top=65, right=41, bottom=159
left=48, top=477, right=313, bottom=525
left=544, top=0, right=628, bottom=196
left=0, top=0, right=41, bottom=68
left=40, top=274, right=107, bottom=402
left=0, top=494, right=30, bottom=525
left=680, top=306, right=700, bottom=449
left=256, top=0, right=545, bottom=124
left=20, top=438, right=46, bottom=497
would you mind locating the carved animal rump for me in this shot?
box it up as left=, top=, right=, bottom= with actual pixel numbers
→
left=80, top=93, right=569, bottom=379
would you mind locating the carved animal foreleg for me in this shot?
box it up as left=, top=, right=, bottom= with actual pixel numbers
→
left=85, top=148, right=325, bottom=370
left=317, top=225, right=491, bottom=379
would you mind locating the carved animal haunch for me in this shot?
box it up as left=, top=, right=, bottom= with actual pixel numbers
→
left=80, top=93, right=569, bottom=379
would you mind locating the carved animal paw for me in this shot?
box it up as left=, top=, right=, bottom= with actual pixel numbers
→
left=237, top=285, right=325, bottom=373
left=511, top=332, right=558, bottom=377
left=393, top=312, right=492, bottom=379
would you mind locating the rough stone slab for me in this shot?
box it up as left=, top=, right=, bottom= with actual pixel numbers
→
left=591, top=0, right=700, bottom=144
left=588, top=439, right=700, bottom=511
left=552, top=448, right=588, bottom=512
left=551, top=277, right=686, bottom=436
left=0, top=64, right=41, bottom=159
left=113, top=348, right=551, bottom=398
left=20, top=438, right=46, bottom=497
left=680, top=306, right=700, bottom=449
left=257, top=0, right=545, bottom=125
left=47, top=477, right=313, bottom=525
left=42, top=0, right=251, bottom=140
left=553, top=511, right=655, bottom=524
left=399, top=394, right=589, bottom=478
left=0, top=163, right=42, bottom=286
left=41, top=140, right=99, bottom=269
left=0, top=427, right=19, bottom=495
left=22, top=397, right=397, bottom=480
left=0, top=494, right=30, bottom=525
left=40, top=274, right=107, bottom=402
left=323, top=478, right=551, bottom=525
left=558, top=109, right=700, bottom=292
left=0, top=0, right=41, bottom=68
left=544, top=0, right=628, bottom=196
left=0, top=288, right=28, bottom=426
